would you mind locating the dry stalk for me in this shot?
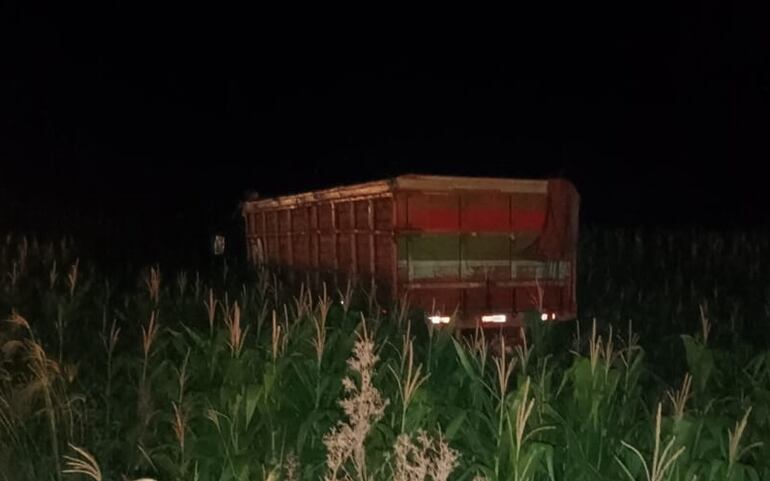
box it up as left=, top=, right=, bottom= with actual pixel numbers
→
left=367, top=280, right=379, bottom=315
left=140, top=311, right=160, bottom=388
left=318, top=282, right=332, bottom=320
left=493, top=335, right=517, bottom=479
left=294, top=283, right=312, bottom=320
left=588, top=318, right=602, bottom=375
left=144, top=265, right=161, bottom=305
left=395, top=291, right=411, bottom=328
left=666, top=373, right=693, bottom=422
left=7, top=309, right=34, bottom=339
left=602, top=324, right=616, bottom=377
left=175, top=348, right=191, bottom=405
left=311, top=283, right=332, bottom=366
left=25, top=339, right=64, bottom=478
left=515, top=328, right=531, bottom=375
left=271, top=310, right=284, bottom=363
left=389, top=335, right=429, bottom=433
left=494, top=337, right=517, bottom=404
left=618, top=319, right=641, bottom=370
left=312, top=307, right=328, bottom=369
left=399, top=321, right=413, bottom=373
left=323, top=321, right=388, bottom=481
left=172, top=401, right=186, bottom=458
left=514, top=378, right=536, bottom=465
left=617, top=403, right=686, bottom=481
left=63, top=444, right=102, bottom=481
left=393, top=430, right=459, bottom=481
left=204, top=289, right=218, bottom=337
left=67, top=259, right=80, bottom=298
left=338, top=278, right=354, bottom=317
left=465, top=325, right=488, bottom=373
left=728, top=406, right=762, bottom=467
left=283, top=452, right=300, bottom=481
left=223, top=302, right=248, bottom=357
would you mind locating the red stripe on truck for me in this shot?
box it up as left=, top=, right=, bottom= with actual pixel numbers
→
left=511, top=209, right=547, bottom=231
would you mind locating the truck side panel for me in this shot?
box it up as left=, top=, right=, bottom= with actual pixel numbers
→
left=392, top=186, right=577, bottom=326
left=244, top=195, right=398, bottom=300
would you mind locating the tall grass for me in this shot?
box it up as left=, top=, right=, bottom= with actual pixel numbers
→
left=0, top=228, right=769, bottom=480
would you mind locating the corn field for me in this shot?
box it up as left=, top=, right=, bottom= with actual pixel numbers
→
left=1, top=228, right=769, bottom=481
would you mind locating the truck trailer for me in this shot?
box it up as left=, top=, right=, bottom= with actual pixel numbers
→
left=241, top=174, right=579, bottom=331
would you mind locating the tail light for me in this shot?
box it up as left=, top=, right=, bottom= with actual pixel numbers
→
left=429, top=315, right=451, bottom=325
left=481, top=314, right=507, bottom=324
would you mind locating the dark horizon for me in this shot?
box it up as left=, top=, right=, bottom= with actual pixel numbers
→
left=3, top=3, right=770, bottom=265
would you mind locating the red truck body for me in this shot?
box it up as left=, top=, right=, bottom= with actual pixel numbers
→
left=242, top=175, right=579, bottom=329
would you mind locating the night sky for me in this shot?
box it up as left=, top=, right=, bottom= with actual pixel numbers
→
left=2, top=4, right=769, bottom=264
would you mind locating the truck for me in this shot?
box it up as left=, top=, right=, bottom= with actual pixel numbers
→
left=241, top=174, right=579, bottom=332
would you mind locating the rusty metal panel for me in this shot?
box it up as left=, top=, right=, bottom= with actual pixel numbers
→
left=511, top=260, right=569, bottom=280
left=397, top=237, right=409, bottom=282
left=278, top=209, right=290, bottom=232
left=310, top=205, right=319, bottom=230
left=336, top=201, right=353, bottom=230
left=510, top=193, right=548, bottom=232
left=318, top=203, right=333, bottom=231
left=395, top=193, right=409, bottom=230
left=349, top=202, right=357, bottom=275
left=246, top=214, right=255, bottom=235
left=292, top=234, right=310, bottom=267
left=461, top=235, right=511, bottom=280
left=400, top=235, right=461, bottom=280
left=242, top=175, right=578, bottom=326
left=463, top=288, right=486, bottom=312
left=460, top=193, right=510, bottom=231
left=514, top=286, right=539, bottom=311
left=542, top=286, right=562, bottom=309
left=354, top=201, right=369, bottom=229
left=319, top=234, right=336, bottom=269
left=337, top=235, right=353, bottom=273
left=367, top=200, right=376, bottom=278
left=490, top=287, right=513, bottom=311
left=355, top=234, right=371, bottom=275
left=266, top=211, right=278, bottom=233
left=408, top=287, right=462, bottom=315
left=406, top=193, right=460, bottom=231
left=310, top=231, right=319, bottom=268
left=292, top=208, right=308, bottom=231
left=267, top=235, right=279, bottom=263
left=374, top=234, right=393, bottom=276
left=279, top=234, right=290, bottom=264
left=373, top=198, right=393, bottom=230
left=395, top=175, right=548, bottom=194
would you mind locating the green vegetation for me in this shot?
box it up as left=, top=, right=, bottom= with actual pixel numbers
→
left=1, top=228, right=769, bottom=481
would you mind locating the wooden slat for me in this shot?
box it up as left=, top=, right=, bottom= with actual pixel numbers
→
left=368, top=199, right=375, bottom=278
left=350, top=201, right=357, bottom=276
left=330, top=203, right=338, bottom=270
left=241, top=175, right=549, bottom=212
left=313, top=205, right=320, bottom=268
left=392, top=196, right=399, bottom=296
left=287, top=209, right=293, bottom=265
